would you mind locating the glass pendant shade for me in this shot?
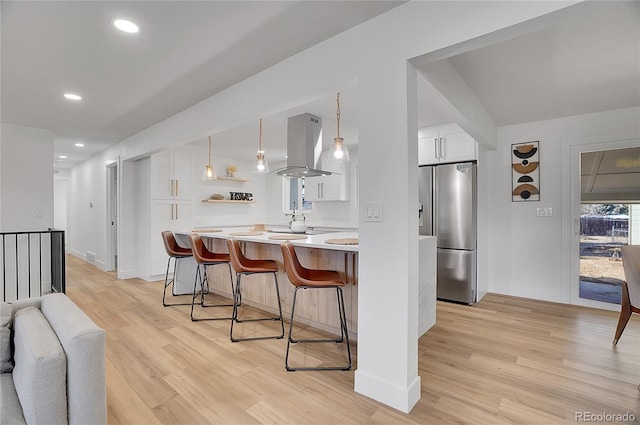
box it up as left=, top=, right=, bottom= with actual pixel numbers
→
left=203, top=136, right=217, bottom=181
left=331, top=92, right=350, bottom=162
left=330, top=137, right=350, bottom=161
left=253, top=119, right=269, bottom=173
left=254, top=152, right=269, bottom=173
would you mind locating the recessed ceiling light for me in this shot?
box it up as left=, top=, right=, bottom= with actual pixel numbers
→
left=114, top=19, right=139, bottom=34
left=64, top=93, right=82, bottom=101
left=74, top=143, right=85, bottom=147
left=58, top=155, right=67, bottom=159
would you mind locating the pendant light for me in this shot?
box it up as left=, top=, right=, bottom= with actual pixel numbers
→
left=330, top=92, right=350, bottom=162
left=254, top=118, right=269, bottom=173
left=203, top=135, right=217, bottom=181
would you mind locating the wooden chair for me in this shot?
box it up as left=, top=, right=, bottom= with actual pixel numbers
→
left=226, top=238, right=284, bottom=342
left=187, top=234, right=234, bottom=322
left=280, top=241, right=351, bottom=371
left=160, top=230, right=192, bottom=307
left=613, top=245, right=640, bottom=345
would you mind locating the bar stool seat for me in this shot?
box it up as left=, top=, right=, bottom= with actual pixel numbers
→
left=161, top=230, right=193, bottom=307
left=188, top=233, right=234, bottom=322
left=280, top=241, right=351, bottom=371
left=227, top=238, right=284, bottom=342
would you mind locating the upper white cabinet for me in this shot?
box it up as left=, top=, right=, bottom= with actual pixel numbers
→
left=150, top=149, right=191, bottom=200
left=306, top=152, right=350, bottom=202
left=418, top=123, right=477, bottom=165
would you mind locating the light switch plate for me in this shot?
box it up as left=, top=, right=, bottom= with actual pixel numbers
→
left=365, top=201, right=383, bottom=222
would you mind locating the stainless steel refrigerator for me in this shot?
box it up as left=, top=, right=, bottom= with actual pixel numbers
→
left=419, top=162, right=477, bottom=304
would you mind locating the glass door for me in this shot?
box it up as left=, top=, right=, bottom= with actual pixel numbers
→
left=576, top=146, right=640, bottom=307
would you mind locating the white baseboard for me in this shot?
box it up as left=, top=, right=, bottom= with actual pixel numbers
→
left=69, top=249, right=86, bottom=261
left=354, top=370, right=421, bottom=414
left=117, top=270, right=138, bottom=280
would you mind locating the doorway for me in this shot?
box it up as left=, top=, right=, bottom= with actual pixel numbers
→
left=573, top=144, right=640, bottom=308
left=106, top=162, right=118, bottom=271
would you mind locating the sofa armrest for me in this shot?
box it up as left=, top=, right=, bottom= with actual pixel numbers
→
left=6, top=297, right=42, bottom=321
left=41, top=294, right=106, bottom=425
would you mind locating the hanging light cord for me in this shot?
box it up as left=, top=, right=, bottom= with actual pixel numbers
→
left=259, top=118, right=263, bottom=153
left=208, top=136, right=212, bottom=166
left=336, top=93, right=341, bottom=139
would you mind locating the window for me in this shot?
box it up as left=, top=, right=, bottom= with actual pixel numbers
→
left=284, top=177, right=312, bottom=212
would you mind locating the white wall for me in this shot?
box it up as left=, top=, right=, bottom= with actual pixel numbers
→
left=482, top=106, right=640, bottom=303
left=67, top=0, right=576, bottom=412
left=53, top=169, right=69, bottom=232
left=189, top=144, right=268, bottom=228
left=0, top=123, right=54, bottom=232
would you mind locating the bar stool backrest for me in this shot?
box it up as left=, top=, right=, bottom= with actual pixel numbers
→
left=622, top=245, right=640, bottom=308
left=226, top=238, right=246, bottom=272
left=188, top=233, right=211, bottom=264
left=162, top=230, right=191, bottom=257
left=280, top=241, right=310, bottom=287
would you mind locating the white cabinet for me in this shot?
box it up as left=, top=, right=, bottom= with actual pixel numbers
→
left=306, top=152, right=350, bottom=202
left=150, top=149, right=191, bottom=200
left=149, top=148, right=192, bottom=276
left=418, top=123, right=477, bottom=165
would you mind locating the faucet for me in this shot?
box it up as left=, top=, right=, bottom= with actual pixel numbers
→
left=286, top=208, right=305, bottom=229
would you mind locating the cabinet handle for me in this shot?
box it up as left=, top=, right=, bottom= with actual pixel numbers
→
left=170, top=180, right=174, bottom=197
left=175, top=180, right=179, bottom=197
left=176, top=204, right=179, bottom=220
left=171, top=203, right=174, bottom=220
left=322, top=182, right=325, bottom=198
left=434, top=138, right=439, bottom=159
left=439, top=137, right=445, bottom=159
left=318, top=183, right=321, bottom=198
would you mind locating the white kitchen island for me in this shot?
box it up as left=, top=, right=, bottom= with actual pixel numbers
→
left=172, top=227, right=436, bottom=340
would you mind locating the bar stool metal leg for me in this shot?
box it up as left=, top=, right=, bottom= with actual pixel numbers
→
left=200, top=263, right=235, bottom=308
left=285, top=286, right=351, bottom=371
left=162, top=256, right=192, bottom=307
left=230, top=271, right=284, bottom=342
left=190, top=263, right=234, bottom=322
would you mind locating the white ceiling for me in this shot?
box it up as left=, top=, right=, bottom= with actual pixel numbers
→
left=2, top=1, right=639, bottom=169
left=444, top=1, right=640, bottom=127
left=1, top=1, right=403, bottom=168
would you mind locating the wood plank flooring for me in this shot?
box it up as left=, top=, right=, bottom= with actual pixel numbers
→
left=65, top=255, right=640, bottom=424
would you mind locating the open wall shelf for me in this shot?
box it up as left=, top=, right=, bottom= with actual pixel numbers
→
left=201, top=200, right=255, bottom=204
left=216, top=176, right=250, bottom=183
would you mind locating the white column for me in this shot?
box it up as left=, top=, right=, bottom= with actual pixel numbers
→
left=355, top=60, right=420, bottom=413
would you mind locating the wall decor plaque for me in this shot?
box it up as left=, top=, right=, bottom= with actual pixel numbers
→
left=512, top=141, right=540, bottom=202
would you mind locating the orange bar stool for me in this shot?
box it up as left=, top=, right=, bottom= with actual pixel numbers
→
left=280, top=241, right=351, bottom=371
left=226, top=238, right=284, bottom=342
left=161, top=230, right=193, bottom=307
left=188, top=233, right=234, bottom=322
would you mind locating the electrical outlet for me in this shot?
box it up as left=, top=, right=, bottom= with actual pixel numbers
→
left=34, top=208, right=42, bottom=218
left=536, top=207, right=553, bottom=217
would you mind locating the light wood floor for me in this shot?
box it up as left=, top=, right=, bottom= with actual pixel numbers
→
left=65, top=255, right=640, bottom=424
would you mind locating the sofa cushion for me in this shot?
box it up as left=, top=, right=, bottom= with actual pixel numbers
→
left=0, top=303, right=12, bottom=372
left=12, top=307, right=67, bottom=425
left=1, top=373, right=27, bottom=425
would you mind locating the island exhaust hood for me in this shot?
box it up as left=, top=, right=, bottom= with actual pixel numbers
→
left=274, top=113, right=332, bottom=178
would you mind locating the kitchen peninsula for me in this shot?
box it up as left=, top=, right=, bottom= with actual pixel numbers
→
left=173, top=228, right=436, bottom=339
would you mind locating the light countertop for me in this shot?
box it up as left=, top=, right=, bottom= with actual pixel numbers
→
left=181, top=227, right=359, bottom=252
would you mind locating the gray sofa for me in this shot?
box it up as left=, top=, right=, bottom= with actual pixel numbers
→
left=0, top=293, right=106, bottom=425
